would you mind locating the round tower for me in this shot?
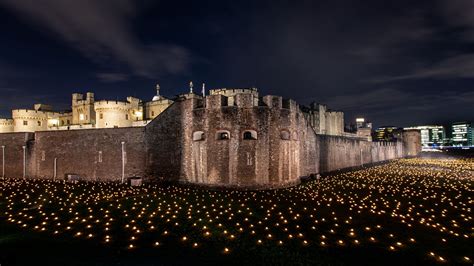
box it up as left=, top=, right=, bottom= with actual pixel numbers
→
left=94, top=100, right=132, bottom=128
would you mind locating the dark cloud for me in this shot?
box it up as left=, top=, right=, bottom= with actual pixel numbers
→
left=440, top=0, right=474, bottom=41
left=96, top=72, right=129, bottom=83
left=0, top=0, right=192, bottom=78
left=368, top=54, right=474, bottom=83
left=326, top=88, right=474, bottom=126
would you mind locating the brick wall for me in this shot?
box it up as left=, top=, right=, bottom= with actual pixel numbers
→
left=0, top=132, right=34, bottom=178
left=32, top=127, right=146, bottom=181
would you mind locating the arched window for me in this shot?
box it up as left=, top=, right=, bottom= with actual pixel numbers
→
left=217, top=130, right=230, bottom=140
left=243, top=130, right=257, bottom=140
left=280, top=130, right=290, bottom=140
left=193, top=131, right=205, bottom=141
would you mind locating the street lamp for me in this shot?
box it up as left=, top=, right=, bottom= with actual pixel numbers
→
left=1, top=145, right=5, bottom=178
left=121, top=141, right=125, bottom=184
left=22, top=145, right=26, bottom=178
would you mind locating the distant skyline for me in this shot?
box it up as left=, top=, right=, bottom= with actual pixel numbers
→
left=0, top=0, right=473, bottom=127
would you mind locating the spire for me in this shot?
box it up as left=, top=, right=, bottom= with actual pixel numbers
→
left=152, top=83, right=162, bottom=101
left=189, top=81, right=194, bottom=93
left=202, top=83, right=206, bottom=96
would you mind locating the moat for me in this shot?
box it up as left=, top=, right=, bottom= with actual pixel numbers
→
left=0, top=155, right=472, bottom=265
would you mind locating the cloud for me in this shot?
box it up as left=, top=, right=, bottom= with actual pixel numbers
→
left=368, top=53, right=474, bottom=83
left=347, top=11, right=436, bottom=65
left=324, top=88, right=412, bottom=111
left=0, top=0, right=192, bottom=78
left=439, top=0, right=474, bottom=41
left=96, top=72, right=129, bottom=83
left=324, top=87, right=474, bottom=126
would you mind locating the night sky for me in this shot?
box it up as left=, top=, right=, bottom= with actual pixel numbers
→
left=0, top=0, right=473, bottom=127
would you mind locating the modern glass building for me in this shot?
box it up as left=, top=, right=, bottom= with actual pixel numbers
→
left=451, top=122, right=473, bottom=147
left=374, top=126, right=402, bottom=141
left=404, top=125, right=445, bottom=148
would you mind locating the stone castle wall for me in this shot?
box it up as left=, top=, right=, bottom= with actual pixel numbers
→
left=0, top=132, right=35, bottom=178
left=0, top=128, right=146, bottom=181
left=94, top=100, right=133, bottom=128
left=318, top=135, right=404, bottom=173
left=0, top=119, right=14, bottom=133
left=32, top=128, right=146, bottom=181
left=0, top=92, right=421, bottom=188
left=172, top=94, right=319, bottom=188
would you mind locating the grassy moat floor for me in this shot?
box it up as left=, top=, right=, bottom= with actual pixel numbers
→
left=0, top=156, right=473, bottom=265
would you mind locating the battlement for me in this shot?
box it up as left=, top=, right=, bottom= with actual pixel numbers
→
left=12, top=109, right=62, bottom=118
left=33, top=104, right=53, bottom=111
left=205, top=94, right=228, bottom=109
left=72, top=92, right=94, bottom=105
left=94, top=100, right=132, bottom=110
left=126, top=96, right=142, bottom=104
left=209, top=88, right=258, bottom=96
left=262, top=95, right=282, bottom=108
left=282, top=98, right=298, bottom=110
left=0, top=118, right=13, bottom=125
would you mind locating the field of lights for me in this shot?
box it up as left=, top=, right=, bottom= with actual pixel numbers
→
left=0, top=157, right=472, bottom=265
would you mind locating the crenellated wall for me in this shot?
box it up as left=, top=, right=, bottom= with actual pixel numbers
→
left=0, top=89, right=421, bottom=188
left=145, top=93, right=319, bottom=188
left=0, top=119, right=14, bottom=133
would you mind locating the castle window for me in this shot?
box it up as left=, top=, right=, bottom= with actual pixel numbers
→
left=99, top=113, right=103, bottom=119
left=66, top=119, right=70, bottom=125
left=243, top=130, right=257, bottom=140
left=23, top=120, right=28, bottom=126
left=79, top=114, right=84, bottom=120
left=125, top=114, right=129, bottom=120
left=151, top=111, right=155, bottom=117
left=193, top=131, right=205, bottom=141
left=280, top=130, right=290, bottom=140
left=216, top=130, right=230, bottom=140
left=37, top=121, right=41, bottom=126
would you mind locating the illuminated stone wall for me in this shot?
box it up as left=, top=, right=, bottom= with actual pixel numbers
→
left=402, top=130, right=422, bottom=157
left=145, top=91, right=319, bottom=188
left=0, top=132, right=35, bottom=178
left=72, top=92, right=95, bottom=125
left=143, top=98, right=173, bottom=120
left=0, top=119, right=14, bottom=133
left=303, top=103, right=344, bottom=136
left=94, top=100, right=133, bottom=128
left=32, top=128, right=146, bottom=181
left=0, top=89, right=421, bottom=188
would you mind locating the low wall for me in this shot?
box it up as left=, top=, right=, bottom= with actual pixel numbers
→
left=0, top=132, right=34, bottom=178
left=318, top=135, right=404, bottom=173
left=32, top=128, right=146, bottom=181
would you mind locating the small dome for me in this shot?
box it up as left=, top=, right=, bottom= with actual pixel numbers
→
left=152, top=95, right=161, bottom=101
